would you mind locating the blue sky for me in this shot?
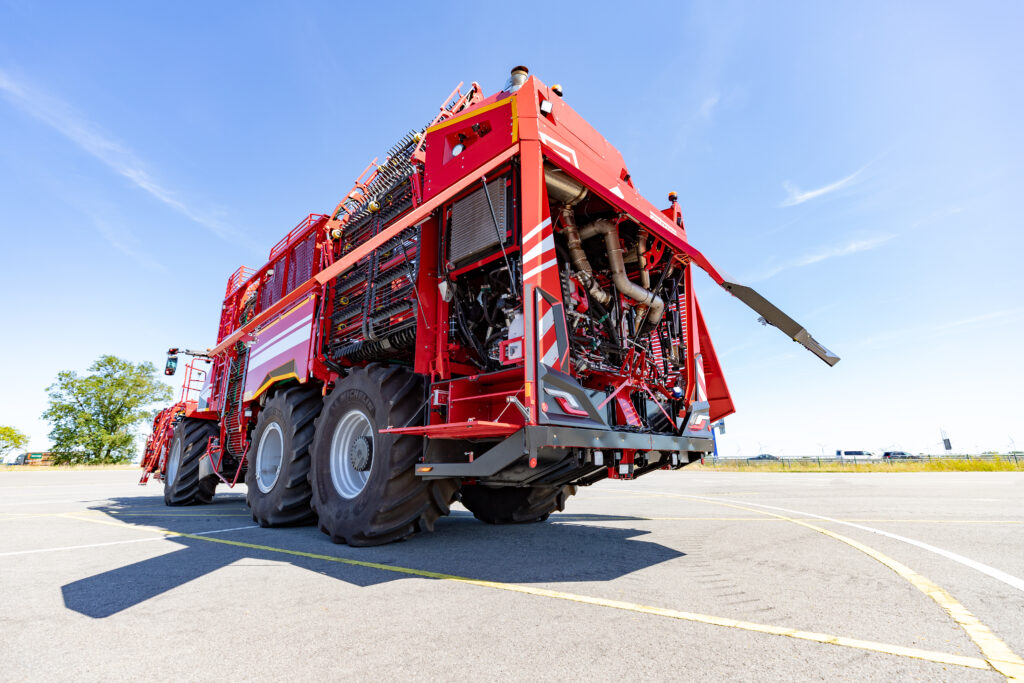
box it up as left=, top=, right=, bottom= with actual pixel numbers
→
left=1, top=1, right=1021, bottom=456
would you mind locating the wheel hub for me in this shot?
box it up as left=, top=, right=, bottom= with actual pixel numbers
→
left=349, top=436, right=373, bottom=472
left=330, top=408, right=374, bottom=499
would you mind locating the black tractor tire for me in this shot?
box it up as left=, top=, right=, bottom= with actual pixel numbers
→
left=245, top=383, right=322, bottom=527
left=309, top=364, right=458, bottom=546
left=164, top=418, right=220, bottom=506
left=459, top=484, right=577, bottom=524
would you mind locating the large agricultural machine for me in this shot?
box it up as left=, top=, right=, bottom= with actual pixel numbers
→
left=144, top=67, right=838, bottom=546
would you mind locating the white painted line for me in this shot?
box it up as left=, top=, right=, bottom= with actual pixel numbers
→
left=715, top=497, right=1024, bottom=595
left=0, top=498, right=120, bottom=507
left=0, top=524, right=258, bottom=558
left=0, top=536, right=167, bottom=557
left=642, top=490, right=1024, bottom=595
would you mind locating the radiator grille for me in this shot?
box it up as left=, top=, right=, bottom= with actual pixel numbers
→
left=449, top=179, right=507, bottom=265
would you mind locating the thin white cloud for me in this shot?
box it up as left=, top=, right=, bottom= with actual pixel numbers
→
left=780, top=167, right=865, bottom=207
left=798, top=234, right=895, bottom=266
left=698, top=93, right=719, bottom=120
left=857, top=307, right=1023, bottom=348
left=91, top=216, right=167, bottom=272
left=0, top=68, right=237, bottom=241
left=750, top=234, right=895, bottom=282
left=931, top=308, right=1024, bottom=333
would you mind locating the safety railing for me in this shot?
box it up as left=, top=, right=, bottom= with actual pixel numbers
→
left=225, top=266, right=256, bottom=296
left=268, top=213, right=328, bottom=262
left=178, top=358, right=211, bottom=404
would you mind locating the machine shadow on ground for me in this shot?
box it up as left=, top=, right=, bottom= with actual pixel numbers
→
left=61, top=494, right=685, bottom=619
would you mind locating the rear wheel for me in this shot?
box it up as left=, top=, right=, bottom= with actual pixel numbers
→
left=309, top=364, right=458, bottom=546
left=164, top=418, right=219, bottom=506
left=245, top=383, right=322, bottom=527
left=459, top=484, right=576, bottom=524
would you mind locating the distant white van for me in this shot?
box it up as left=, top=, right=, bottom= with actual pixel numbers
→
left=835, top=450, right=880, bottom=461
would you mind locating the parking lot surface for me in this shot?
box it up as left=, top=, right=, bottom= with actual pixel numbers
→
left=1, top=469, right=1022, bottom=680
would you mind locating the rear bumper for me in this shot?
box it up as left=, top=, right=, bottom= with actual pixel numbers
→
left=415, top=425, right=713, bottom=481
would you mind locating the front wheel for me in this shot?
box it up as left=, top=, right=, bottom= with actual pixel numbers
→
left=164, top=418, right=219, bottom=506
left=245, top=383, right=322, bottom=527
left=309, top=364, right=458, bottom=546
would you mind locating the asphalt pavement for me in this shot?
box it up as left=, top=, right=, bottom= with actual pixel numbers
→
left=1, top=469, right=1021, bottom=681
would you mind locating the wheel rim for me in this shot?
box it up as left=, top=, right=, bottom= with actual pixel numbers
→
left=255, top=422, right=285, bottom=493
left=166, top=440, right=182, bottom=485
left=330, top=409, right=373, bottom=499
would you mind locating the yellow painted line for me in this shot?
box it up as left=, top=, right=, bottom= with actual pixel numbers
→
left=0, top=512, right=55, bottom=522
left=59, top=512, right=989, bottom=673
left=59, top=513, right=191, bottom=535
left=425, top=97, right=516, bottom=135
left=618, top=492, right=1024, bottom=680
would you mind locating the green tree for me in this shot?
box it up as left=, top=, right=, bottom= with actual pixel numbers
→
left=42, top=355, right=173, bottom=464
left=0, top=425, right=29, bottom=460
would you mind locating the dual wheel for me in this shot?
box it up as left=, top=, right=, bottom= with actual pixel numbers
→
left=164, top=364, right=575, bottom=545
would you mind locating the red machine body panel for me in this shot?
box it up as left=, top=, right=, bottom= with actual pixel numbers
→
left=243, top=295, right=316, bottom=401
left=148, top=68, right=837, bottom=505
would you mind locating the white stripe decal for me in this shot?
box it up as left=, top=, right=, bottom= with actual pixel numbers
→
left=523, top=217, right=552, bottom=245
left=540, top=133, right=579, bottom=167
left=539, top=309, right=554, bottom=334
left=609, top=186, right=624, bottom=198
left=649, top=210, right=680, bottom=236
left=255, top=314, right=313, bottom=349
left=523, top=235, right=554, bottom=265
left=523, top=258, right=558, bottom=281
left=248, top=325, right=313, bottom=367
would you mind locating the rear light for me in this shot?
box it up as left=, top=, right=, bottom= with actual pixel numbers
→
left=543, top=386, right=589, bottom=417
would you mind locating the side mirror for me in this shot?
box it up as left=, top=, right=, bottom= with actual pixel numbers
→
left=164, top=355, right=179, bottom=376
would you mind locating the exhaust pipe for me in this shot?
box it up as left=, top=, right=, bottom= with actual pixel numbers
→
left=545, top=165, right=588, bottom=206
left=560, top=207, right=610, bottom=305
left=543, top=164, right=664, bottom=333
left=580, top=219, right=665, bottom=334
left=544, top=165, right=610, bottom=305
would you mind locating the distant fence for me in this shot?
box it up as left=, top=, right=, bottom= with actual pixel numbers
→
left=708, top=454, right=1023, bottom=468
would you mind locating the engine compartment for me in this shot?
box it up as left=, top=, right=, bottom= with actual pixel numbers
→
left=438, top=163, right=690, bottom=436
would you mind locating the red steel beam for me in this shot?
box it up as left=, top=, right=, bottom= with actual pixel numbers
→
left=208, top=143, right=521, bottom=357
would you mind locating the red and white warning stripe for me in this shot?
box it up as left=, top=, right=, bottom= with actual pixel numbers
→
left=539, top=306, right=560, bottom=367
left=522, top=217, right=556, bottom=281
left=694, top=352, right=707, bottom=403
